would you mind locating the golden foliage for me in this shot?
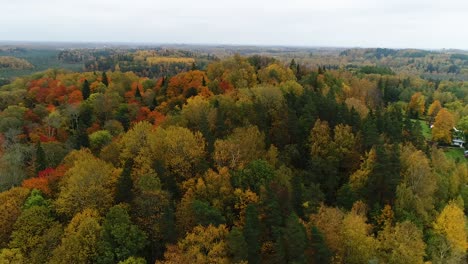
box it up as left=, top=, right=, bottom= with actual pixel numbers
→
left=433, top=201, right=468, bottom=253
left=158, top=225, right=230, bottom=264
left=146, top=57, right=195, bottom=64
left=55, top=152, right=117, bottom=217
left=428, top=100, right=442, bottom=118
left=378, top=221, right=426, bottom=264
left=0, top=188, right=30, bottom=248
left=257, top=63, right=296, bottom=85
left=213, top=126, right=265, bottom=170
left=432, top=108, right=455, bottom=143
left=408, top=92, right=426, bottom=116
left=349, top=148, right=377, bottom=191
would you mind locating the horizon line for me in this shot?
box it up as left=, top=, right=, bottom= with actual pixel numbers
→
left=0, top=40, right=465, bottom=52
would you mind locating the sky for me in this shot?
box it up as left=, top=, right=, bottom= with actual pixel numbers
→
left=1, top=0, right=468, bottom=49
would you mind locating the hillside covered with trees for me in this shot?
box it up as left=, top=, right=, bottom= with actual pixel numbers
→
left=0, top=51, right=466, bottom=264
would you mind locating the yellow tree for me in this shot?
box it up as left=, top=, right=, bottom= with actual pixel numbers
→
left=257, top=63, right=296, bottom=85
left=0, top=248, right=25, bottom=264
left=345, top=98, right=369, bottom=118
left=428, top=100, right=442, bottom=119
left=55, top=152, right=118, bottom=217
left=213, top=126, right=265, bottom=170
left=0, top=187, right=30, bottom=248
left=49, top=209, right=102, bottom=264
left=341, top=210, right=378, bottom=264
left=333, top=124, right=360, bottom=174
left=158, top=225, right=231, bottom=264
left=378, top=221, right=426, bottom=264
left=433, top=201, right=467, bottom=254
left=407, top=92, right=425, bottom=118
left=181, top=95, right=216, bottom=132
left=191, top=168, right=234, bottom=211
left=206, top=55, right=257, bottom=90
left=278, top=80, right=303, bottom=96
left=309, top=119, right=333, bottom=159
left=395, top=144, right=436, bottom=225
left=120, top=121, right=153, bottom=162
left=176, top=168, right=234, bottom=234
left=309, top=205, right=345, bottom=258
left=149, top=126, right=206, bottom=180
left=349, top=148, right=376, bottom=191
left=432, top=108, right=455, bottom=144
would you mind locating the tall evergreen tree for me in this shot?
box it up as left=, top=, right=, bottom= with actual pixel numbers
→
left=228, top=227, right=248, bottom=263
left=102, top=72, right=109, bottom=87
left=291, top=174, right=304, bottom=218
left=134, top=86, right=142, bottom=100
left=309, top=226, right=331, bottom=264
left=366, top=142, right=401, bottom=208
left=296, top=63, right=301, bottom=79
left=76, top=130, right=89, bottom=149
left=97, top=205, right=147, bottom=264
left=115, top=159, right=134, bottom=204
left=35, top=142, right=46, bottom=173
left=362, top=112, right=379, bottom=150
left=283, top=213, right=307, bottom=263
left=82, top=79, right=91, bottom=100
left=150, top=96, right=158, bottom=111
left=289, top=59, right=297, bottom=74
left=244, top=204, right=261, bottom=264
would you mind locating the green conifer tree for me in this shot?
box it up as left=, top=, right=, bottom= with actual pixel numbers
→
left=283, top=213, right=307, bottom=263
left=115, top=160, right=134, bottom=204
left=228, top=227, right=248, bottom=263
left=244, top=204, right=261, bottom=264
left=82, top=79, right=91, bottom=100
left=309, top=225, right=331, bottom=264
left=102, top=72, right=109, bottom=87
left=135, top=86, right=142, bottom=99
left=36, top=142, right=46, bottom=173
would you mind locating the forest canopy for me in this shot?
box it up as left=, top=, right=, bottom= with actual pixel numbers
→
left=0, top=48, right=466, bottom=264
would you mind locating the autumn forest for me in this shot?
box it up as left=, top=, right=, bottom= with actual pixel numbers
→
left=0, top=44, right=466, bottom=264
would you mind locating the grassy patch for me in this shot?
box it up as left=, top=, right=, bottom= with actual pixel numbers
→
left=411, top=119, right=431, bottom=140
left=444, top=148, right=466, bottom=163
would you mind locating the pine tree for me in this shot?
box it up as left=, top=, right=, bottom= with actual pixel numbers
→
left=135, top=86, right=142, bottom=100
left=82, top=79, right=90, bottom=100
left=150, top=96, right=158, bottom=111
left=102, top=72, right=109, bottom=87
left=228, top=227, right=248, bottom=263
left=291, top=174, right=304, bottom=218
left=366, top=142, right=400, bottom=207
left=115, top=159, right=134, bottom=204
left=202, top=76, right=206, bottom=86
left=160, top=205, right=176, bottom=244
left=377, top=77, right=384, bottom=92
left=283, top=213, right=307, bottom=263
left=35, top=142, right=46, bottom=174
left=362, top=112, right=379, bottom=150
left=289, top=59, right=297, bottom=70
left=309, top=225, right=331, bottom=264
left=244, top=204, right=261, bottom=264
left=289, top=59, right=297, bottom=74
left=76, top=130, right=89, bottom=149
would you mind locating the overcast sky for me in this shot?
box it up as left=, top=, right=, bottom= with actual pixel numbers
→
left=1, top=0, right=467, bottom=49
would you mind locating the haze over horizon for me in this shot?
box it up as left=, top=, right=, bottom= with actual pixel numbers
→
left=1, top=0, right=468, bottom=50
